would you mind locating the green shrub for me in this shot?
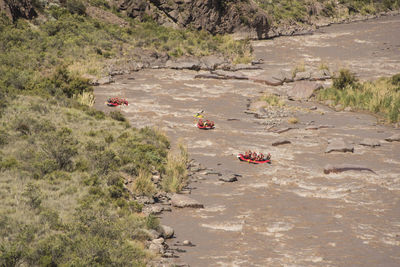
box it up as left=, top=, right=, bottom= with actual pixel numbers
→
left=41, top=128, right=78, bottom=171
left=391, top=73, right=400, bottom=87
left=50, top=66, right=92, bottom=98
left=109, top=111, right=126, bottom=122
left=66, top=0, right=86, bottom=15
left=39, top=209, right=62, bottom=230
left=44, top=170, right=72, bottom=182
left=93, top=149, right=120, bottom=174
left=333, top=69, right=358, bottom=90
left=145, top=214, right=159, bottom=230
left=0, top=128, right=9, bottom=146
left=23, top=183, right=44, bottom=209
left=0, top=156, right=19, bottom=170
left=86, top=109, right=106, bottom=120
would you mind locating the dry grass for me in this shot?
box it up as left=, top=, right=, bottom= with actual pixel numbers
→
left=131, top=170, right=156, bottom=197
left=288, top=117, right=299, bottom=124
left=318, top=72, right=400, bottom=122
left=291, top=61, right=306, bottom=78
left=73, top=91, right=96, bottom=107
left=161, top=142, right=188, bottom=193
left=260, top=93, right=285, bottom=107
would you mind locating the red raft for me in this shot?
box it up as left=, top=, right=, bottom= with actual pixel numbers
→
left=107, top=97, right=128, bottom=107
left=237, top=153, right=271, bottom=164
left=197, top=124, right=215, bottom=130
left=197, top=119, right=215, bottom=130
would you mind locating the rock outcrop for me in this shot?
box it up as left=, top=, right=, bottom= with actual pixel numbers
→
left=117, top=0, right=270, bottom=39
left=0, top=0, right=37, bottom=21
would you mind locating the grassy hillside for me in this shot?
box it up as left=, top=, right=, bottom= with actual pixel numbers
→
left=0, top=95, right=178, bottom=265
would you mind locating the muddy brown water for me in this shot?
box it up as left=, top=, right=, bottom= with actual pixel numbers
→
left=95, top=15, right=400, bottom=267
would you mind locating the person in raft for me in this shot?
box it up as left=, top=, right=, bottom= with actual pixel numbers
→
left=198, top=119, right=214, bottom=128
left=244, top=151, right=271, bottom=161
left=198, top=119, right=204, bottom=127
left=204, top=120, right=214, bottom=128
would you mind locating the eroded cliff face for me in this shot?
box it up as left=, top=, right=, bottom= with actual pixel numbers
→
left=0, top=0, right=37, bottom=21
left=118, top=0, right=270, bottom=39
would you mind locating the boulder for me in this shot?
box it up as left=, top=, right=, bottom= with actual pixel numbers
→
left=325, top=139, right=354, bottom=153
left=219, top=176, right=238, bottom=182
left=294, top=71, right=311, bottom=81
left=251, top=59, right=264, bottom=65
left=144, top=229, right=161, bottom=240
left=149, top=243, right=164, bottom=254
left=183, top=240, right=192, bottom=246
left=171, top=194, right=204, bottom=208
left=324, top=164, right=376, bottom=174
left=200, top=56, right=226, bottom=70
left=287, top=81, right=323, bottom=100
left=151, top=237, right=165, bottom=245
left=0, top=0, right=36, bottom=21
left=359, top=138, right=380, bottom=147
left=159, top=225, right=174, bottom=239
left=249, top=75, right=283, bottom=86
left=143, top=205, right=164, bottom=215
left=385, top=133, right=400, bottom=142
left=229, top=64, right=262, bottom=71
left=165, top=58, right=201, bottom=70
left=119, top=0, right=270, bottom=39
left=211, top=70, right=248, bottom=80
left=272, top=71, right=294, bottom=83
left=272, top=140, right=291, bottom=146
left=274, top=127, right=293, bottom=134
left=310, top=69, right=331, bottom=81
left=97, top=76, right=114, bottom=85
left=195, top=73, right=227, bottom=80
left=306, top=125, right=334, bottom=130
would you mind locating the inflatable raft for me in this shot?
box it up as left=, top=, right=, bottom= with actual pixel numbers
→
left=237, top=153, right=271, bottom=164
left=197, top=124, right=215, bottom=130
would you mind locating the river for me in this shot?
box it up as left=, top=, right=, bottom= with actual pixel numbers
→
left=95, top=15, right=400, bottom=267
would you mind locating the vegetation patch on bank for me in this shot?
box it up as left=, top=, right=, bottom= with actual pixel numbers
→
left=256, top=0, right=399, bottom=26
left=0, top=95, right=190, bottom=265
left=317, top=69, right=400, bottom=122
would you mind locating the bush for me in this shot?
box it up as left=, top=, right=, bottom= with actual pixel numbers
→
left=391, top=73, right=400, bottom=87
left=86, top=109, right=105, bottom=120
left=0, top=156, right=19, bottom=170
left=318, top=74, right=400, bottom=122
left=109, top=111, right=126, bottom=122
left=131, top=170, right=156, bottom=197
left=162, top=144, right=188, bottom=193
left=66, top=0, right=86, bottom=15
left=23, top=183, right=43, bottom=209
left=42, top=128, right=78, bottom=171
left=260, top=93, right=285, bottom=107
left=333, top=69, right=358, bottom=90
left=0, top=128, right=9, bottom=146
left=50, top=66, right=92, bottom=98
left=93, top=149, right=120, bottom=175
